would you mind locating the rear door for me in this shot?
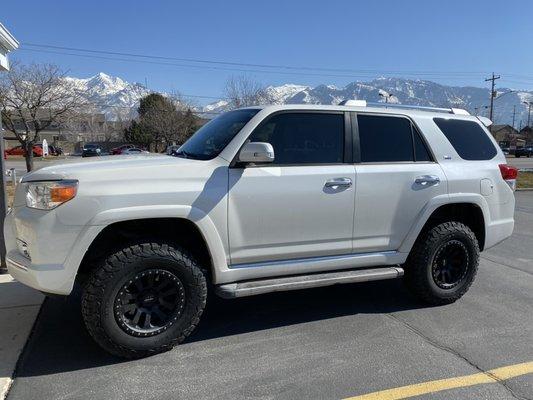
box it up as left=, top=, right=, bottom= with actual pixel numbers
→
left=352, top=113, right=447, bottom=252
left=228, top=111, right=356, bottom=265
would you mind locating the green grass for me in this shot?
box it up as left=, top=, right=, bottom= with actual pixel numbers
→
left=518, top=172, right=533, bottom=189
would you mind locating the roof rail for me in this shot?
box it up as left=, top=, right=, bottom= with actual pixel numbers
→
left=338, top=100, right=470, bottom=115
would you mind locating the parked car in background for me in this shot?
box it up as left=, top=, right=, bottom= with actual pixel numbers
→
left=515, top=146, right=533, bottom=158
left=120, top=147, right=149, bottom=155
left=5, top=144, right=43, bottom=157
left=55, top=145, right=63, bottom=156
left=47, top=145, right=63, bottom=156
left=82, top=143, right=102, bottom=157
left=111, top=144, right=135, bottom=155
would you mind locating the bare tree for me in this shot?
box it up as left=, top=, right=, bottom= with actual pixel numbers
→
left=169, top=92, right=199, bottom=144
left=0, top=62, right=86, bottom=171
left=223, top=75, right=272, bottom=110
left=61, top=103, right=105, bottom=141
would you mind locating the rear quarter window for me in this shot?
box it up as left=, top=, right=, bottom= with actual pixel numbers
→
left=433, top=118, right=497, bottom=160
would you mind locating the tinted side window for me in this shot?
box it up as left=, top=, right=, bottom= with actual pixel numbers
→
left=249, top=113, right=344, bottom=164
left=433, top=118, right=497, bottom=160
left=413, top=129, right=432, bottom=161
left=358, top=115, right=414, bottom=162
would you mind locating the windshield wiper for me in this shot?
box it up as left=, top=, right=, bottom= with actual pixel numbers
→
left=174, top=150, right=192, bottom=158
left=174, top=150, right=204, bottom=159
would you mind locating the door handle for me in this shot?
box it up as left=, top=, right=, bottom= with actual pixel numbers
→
left=414, top=175, right=440, bottom=186
left=325, top=178, right=352, bottom=188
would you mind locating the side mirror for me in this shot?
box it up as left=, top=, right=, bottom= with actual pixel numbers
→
left=238, top=142, right=275, bottom=164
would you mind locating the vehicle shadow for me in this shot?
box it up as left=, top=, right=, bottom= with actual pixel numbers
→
left=15, top=278, right=427, bottom=378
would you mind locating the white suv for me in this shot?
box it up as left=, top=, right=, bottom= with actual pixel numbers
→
left=4, top=102, right=516, bottom=358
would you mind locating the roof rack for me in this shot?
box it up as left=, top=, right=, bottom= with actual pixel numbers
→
left=338, top=100, right=470, bottom=115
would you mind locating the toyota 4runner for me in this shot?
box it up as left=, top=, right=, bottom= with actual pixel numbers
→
left=5, top=101, right=517, bottom=358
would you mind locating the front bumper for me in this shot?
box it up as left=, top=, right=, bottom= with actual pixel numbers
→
left=4, top=207, right=101, bottom=295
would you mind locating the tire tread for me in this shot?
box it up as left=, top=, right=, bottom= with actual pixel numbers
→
left=405, top=221, right=479, bottom=305
left=81, top=242, right=207, bottom=359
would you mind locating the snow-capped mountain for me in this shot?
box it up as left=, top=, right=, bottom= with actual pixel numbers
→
left=65, top=72, right=150, bottom=119
left=203, top=84, right=310, bottom=112
left=205, top=77, right=533, bottom=127
left=66, top=73, right=532, bottom=126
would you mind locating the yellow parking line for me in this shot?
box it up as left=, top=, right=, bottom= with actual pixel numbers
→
left=343, top=361, right=533, bottom=400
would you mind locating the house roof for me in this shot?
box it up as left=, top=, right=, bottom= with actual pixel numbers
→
left=491, top=124, right=518, bottom=134
left=0, top=23, right=18, bottom=52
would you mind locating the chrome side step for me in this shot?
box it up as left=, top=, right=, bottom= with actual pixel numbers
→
left=215, top=266, right=404, bottom=299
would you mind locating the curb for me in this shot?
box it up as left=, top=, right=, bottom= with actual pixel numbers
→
left=517, top=188, right=533, bottom=191
left=0, top=379, right=10, bottom=400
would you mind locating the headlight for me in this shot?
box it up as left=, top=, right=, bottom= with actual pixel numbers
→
left=26, top=180, right=78, bottom=210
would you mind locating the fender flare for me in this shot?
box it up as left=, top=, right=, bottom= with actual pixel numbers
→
left=65, top=205, right=229, bottom=287
left=398, top=193, right=489, bottom=254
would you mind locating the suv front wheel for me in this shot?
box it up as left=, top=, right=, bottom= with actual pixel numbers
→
left=404, top=222, right=479, bottom=305
left=81, top=242, right=207, bottom=359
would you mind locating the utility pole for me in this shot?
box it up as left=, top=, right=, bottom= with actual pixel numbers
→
left=524, top=101, right=532, bottom=128
left=512, top=105, right=516, bottom=129
left=485, top=72, right=500, bottom=122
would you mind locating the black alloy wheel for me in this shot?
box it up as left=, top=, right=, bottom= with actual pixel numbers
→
left=431, top=240, right=469, bottom=289
left=114, top=269, right=186, bottom=337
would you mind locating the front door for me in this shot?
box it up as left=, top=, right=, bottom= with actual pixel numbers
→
left=228, top=112, right=355, bottom=265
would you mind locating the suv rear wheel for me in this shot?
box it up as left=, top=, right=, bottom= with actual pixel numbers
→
left=81, top=242, right=207, bottom=359
left=404, top=222, right=479, bottom=305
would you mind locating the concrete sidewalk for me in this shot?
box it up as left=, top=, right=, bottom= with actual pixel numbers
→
left=0, top=274, right=43, bottom=399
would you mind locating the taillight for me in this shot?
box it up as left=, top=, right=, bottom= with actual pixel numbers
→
left=499, top=164, right=518, bottom=191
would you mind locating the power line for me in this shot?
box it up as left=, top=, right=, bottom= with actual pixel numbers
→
left=18, top=47, right=499, bottom=84
left=19, top=48, right=392, bottom=80
left=22, top=42, right=491, bottom=77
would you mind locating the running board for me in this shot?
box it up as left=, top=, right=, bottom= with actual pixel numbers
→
left=215, top=266, right=404, bottom=299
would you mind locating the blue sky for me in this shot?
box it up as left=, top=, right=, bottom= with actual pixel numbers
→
left=3, top=0, right=533, bottom=103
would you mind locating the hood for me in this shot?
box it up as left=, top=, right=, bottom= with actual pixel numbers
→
left=22, top=154, right=212, bottom=182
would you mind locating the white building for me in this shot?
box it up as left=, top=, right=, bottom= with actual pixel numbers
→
left=1, top=22, right=18, bottom=270
left=0, top=23, right=18, bottom=71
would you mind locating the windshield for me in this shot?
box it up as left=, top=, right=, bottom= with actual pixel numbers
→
left=84, top=144, right=98, bottom=149
left=176, top=109, right=260, bottom=160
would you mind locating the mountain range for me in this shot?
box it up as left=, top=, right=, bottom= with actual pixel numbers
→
left=65, top=73, right=150, bottom=119
left=68, top=73, right=533, bottom=127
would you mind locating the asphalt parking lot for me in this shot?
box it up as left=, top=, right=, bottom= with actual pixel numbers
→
left=6, top=192, right=533, bottom=400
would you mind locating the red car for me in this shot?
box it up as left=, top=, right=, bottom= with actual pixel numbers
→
left=111, top=144, right=135, bottom=155
left=5, top=144, right=43, bottom=157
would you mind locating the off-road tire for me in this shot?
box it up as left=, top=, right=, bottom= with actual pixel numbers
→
left=81, top=242, right=207, bottom=359
left=404, top=222, right=479, bottom=305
